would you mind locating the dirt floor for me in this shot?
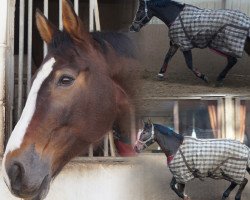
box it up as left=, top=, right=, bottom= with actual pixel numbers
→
left=138, top=70, right=250, bottom=98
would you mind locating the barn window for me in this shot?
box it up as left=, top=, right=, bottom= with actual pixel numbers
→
left=139, top=97, right=250, bottom=153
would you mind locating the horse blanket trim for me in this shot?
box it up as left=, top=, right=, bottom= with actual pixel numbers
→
left=169, top=4, right=250, bottom=57
left=168, top=137, right=250, bottom=184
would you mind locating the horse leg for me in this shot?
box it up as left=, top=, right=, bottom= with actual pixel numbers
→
left=157, top=42, right=179, bottom=79
left=221, top=182, right=237, bottom=200
left=216, top=55, right=237, bottom=87
left=235, top=178, right=248, bottom=200
left=244, top=37, right=250, bottom=56
left=170, top=177, right=190, bottom=199
left=183, top=50, right=209, bottom=83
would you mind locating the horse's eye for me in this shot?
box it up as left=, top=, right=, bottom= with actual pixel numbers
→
left=58, top=75, right=75, bottom=86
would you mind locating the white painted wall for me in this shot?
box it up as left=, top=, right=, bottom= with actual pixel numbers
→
left=0, top=159, right=143, bottom=200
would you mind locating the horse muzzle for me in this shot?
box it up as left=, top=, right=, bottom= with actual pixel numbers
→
left=3, top=146, right=51, bottom=199
left=134, top=143, right=144, bottom=153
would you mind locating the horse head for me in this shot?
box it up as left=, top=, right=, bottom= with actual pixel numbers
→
left=134, top=120, right=155, bottom=152
left=130, top=0, right=154, bottom=32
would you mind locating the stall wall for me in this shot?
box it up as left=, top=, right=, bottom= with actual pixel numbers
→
left=0, top=159, right=143, bottom=200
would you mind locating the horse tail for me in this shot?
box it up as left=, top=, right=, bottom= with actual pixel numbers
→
left=245, top=37, right=250, bottom=56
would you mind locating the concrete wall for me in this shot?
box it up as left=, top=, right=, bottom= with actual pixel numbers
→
left=0, top=158, right=143, bottom=200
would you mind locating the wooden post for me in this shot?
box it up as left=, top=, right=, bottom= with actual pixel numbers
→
left=5, top=0, right=15, bottom=142
left=217, top=98, right=225, bottom=139
left=225, top=97, right=235, bottom=139
left=234, top=98, right=244, bottom=142
left=17, top=0, right=25, bottom=118
left=0, top=0, right=8, bottom=154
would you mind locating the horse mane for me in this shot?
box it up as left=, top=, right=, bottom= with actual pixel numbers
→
left=147, top=0, right=183, bottom=7
left=91, top=32, right=137, bottom=58
left=154, top=124, right=184, bottom=141
left=48, top=30, right=136, bottom=59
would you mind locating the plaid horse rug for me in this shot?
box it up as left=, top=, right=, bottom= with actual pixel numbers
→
left=168, top=137, right=250, bottom=184
left=169, top=5, right=250, bottom=58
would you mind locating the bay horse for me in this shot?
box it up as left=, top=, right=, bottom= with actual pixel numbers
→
left=135, top=122, right=250, bottom=200
left=130, top=0, right=250, bottom=86
left=2, top=0, right=138, bottom=199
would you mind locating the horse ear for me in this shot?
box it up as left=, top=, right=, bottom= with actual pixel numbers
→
left=147, top=118, right=152, bottom=124
left=62, top=0, right=91, bottom=43
left=36, top=9, right=59, bottom=44
left=140, top=120, right=145, bottom=128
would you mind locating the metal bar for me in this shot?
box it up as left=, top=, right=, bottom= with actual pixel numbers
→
left=88, top=0, right=94, bottom=156
left=59, top=0, right=62, bottom=30
left=88, top=144, right=93, bottom=157
left=74, top=0, right=79, bottom=15
left=94, top=0, right=101, bottom=31
left=43, top=0, right=48, bottom=56
left=173, top=101, right=179, bottom=133
left=109, top=131, right=116, bottom=157
left=17, top=0, right=25, bottom=118
left=88, top=0, right=102, bottom=157
left=0, top=0, right=8, bottom=154
left=27, top=0, right=33, bottom=92
left=130, top=107, right=136, bottom=145
left=89, top=0, right=94, bottom=31
left=104, top=134, right=109, bottom=157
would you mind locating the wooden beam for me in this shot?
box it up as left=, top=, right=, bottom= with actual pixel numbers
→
left=222, top=0, right=227, bottom=9
left=224, top=97, right=235, bottom=139
left=0, top=0, right=9, bottom=154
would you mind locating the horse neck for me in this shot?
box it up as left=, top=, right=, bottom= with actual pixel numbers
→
left=154, top=126, right=183, bottom=157
left=150, top=1, right=184, bottom=27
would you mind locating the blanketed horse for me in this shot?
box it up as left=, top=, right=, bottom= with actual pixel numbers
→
left=135, top=122, right=250, bottom=200
left=130, top=0, right=250, bottom=86
left=2, top=0, right=138, bottom=199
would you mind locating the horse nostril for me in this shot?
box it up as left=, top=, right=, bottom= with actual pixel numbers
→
left=134, top=145, right=139, bottom=153
left=8, top=162, right=24, bottom=194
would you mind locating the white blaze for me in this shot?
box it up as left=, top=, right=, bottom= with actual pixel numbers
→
left=2, top=57, right=56, bottom=187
